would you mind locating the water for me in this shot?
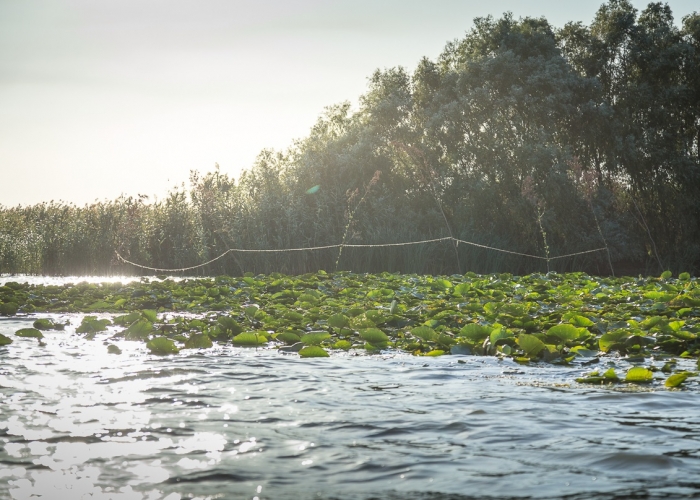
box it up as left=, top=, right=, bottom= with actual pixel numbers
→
left=2, top=278, right=700, bottom=499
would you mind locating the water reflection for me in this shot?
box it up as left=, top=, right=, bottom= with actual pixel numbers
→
left=2, top=314, right=700, bottom=499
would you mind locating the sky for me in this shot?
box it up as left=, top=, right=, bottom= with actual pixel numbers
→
left=1, top=0, right=698, bottom=207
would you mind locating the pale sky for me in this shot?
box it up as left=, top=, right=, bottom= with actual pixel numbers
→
left=1, top=0, right=697, bottom=207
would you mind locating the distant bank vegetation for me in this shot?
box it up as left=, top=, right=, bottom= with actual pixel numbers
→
left=1, top=1, right=699, bottom=276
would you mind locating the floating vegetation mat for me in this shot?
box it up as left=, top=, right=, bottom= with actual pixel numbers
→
left=1, top=271, right=698, bottom=387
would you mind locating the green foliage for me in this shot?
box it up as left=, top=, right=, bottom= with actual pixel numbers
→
left=33, top=318, right=64, bottom=331
left=184, top=333, right=213, bottom=349
left=625, top=367, right=654, bottom=383
left=517, top=334, right=546, bottom=357
left=146, top=337, right=179, bottom=355
left=0, top=269, right=698, bottom=388
left=124, top=319, right=154, bottom=340
left=299, top=346, right=330, bottom=358
left=232, top=332, right=268, bottom=346
left=15, top=328, right=43, bottom=338
left=360, top=328, right=389, bottom=345
left=0, top=333, right=14, bottom=345
left=76, top=316, right=111, bottom=334
left=0, top=302, right=18, bottom=316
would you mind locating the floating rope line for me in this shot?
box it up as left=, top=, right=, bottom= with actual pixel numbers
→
left=115, top=237, right=607, bottom=273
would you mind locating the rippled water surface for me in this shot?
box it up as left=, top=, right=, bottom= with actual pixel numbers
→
left=2, top=277, right=700, bottom=499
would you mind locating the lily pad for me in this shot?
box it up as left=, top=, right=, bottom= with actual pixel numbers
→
left=232, top=332, right=268, bottom=346
left=299, top=346, right=330, bottom=358
left=184, top=333, right=213, bottom=349
left=146, top=337, right=179, bottom=355
left=15, top=328, right=43, bottom=338
left=625, top=367, right=654, bottom=383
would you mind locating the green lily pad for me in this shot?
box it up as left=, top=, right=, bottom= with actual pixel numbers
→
left=360, top=328, right=389, bottom=344
left=300, top=332, right=331, bottom=345
left=146, top=337, right=179, bottom=355
left=516, top=334, right=545, bottom=357
left=411, top=326, right=436, bottom=342
left=664, top=372, right=695, bottom=388
left=625, top=367, right=654, bottom=383
left=299, top=346, right=329, bottom=358
left=107, top=344, right=122, bottom=355
left=0, top=333, right=14, bottom=345
left=15, top=328, right=43, bottom=338
left=184, top=333, right=213, bottom=349
left=232, top=332, right=268, bottom=346
left=124, top=319, right=154, bottom=340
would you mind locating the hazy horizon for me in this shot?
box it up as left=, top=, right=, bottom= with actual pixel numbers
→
left=2, top=0, right=698, bottom=207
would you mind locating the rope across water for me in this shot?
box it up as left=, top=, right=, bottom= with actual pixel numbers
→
left=115, top=237, right=608, bottom=273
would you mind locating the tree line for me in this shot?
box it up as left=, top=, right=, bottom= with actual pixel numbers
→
left=1, top=0, right=699, bottom=276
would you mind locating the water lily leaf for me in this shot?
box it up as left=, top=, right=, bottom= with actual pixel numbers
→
left=389, top=300, right=399, bottom=314
left=244, top=305, right=260, bottom=318
left=114, top=311, right=141, bottom=326
left=0, top=302, right=19, bottom=315
left=570, top=346, right=598, bottom=358
left=435, top=333, right=456, bottom=346
left=232, top=332, right=267, bottom=346
left=0, top=333, right=14, bottom=345
left=350, top=313, right=376, bottom=329
left=644, top=291, right=675, bottom=303
left=15, top=328, right=43, bottom=338
left=300, top=332, right=331, bottom=345
left=142, top=309, right=158, bottom=322
left=146, top=336, right=179, bottom=355
left=516, top=334, right=545, bottom=357
left=76, top=316, right=111, bottom=334
left=284, top=311, right=305, bottom=322
left=547, top=324, right=581, bottom=342
left=670, top=330, right=697, bottom=341
left=425, top=350, right=445, bottom=356
left=458, top=323, right=490, bottom=341
left=567, top=315, right=594, bottom=327
left=364, top=310, right=386, bottom=325
left=661, top=270, right=672, bottom=279
left=679, top=272, right=690, bottom=281
left=328, top=314, right=349, bottom=329
left=276, top=332, right=301, bottom=345
left=360, top=328, right=389, bottom=344
left=665, top=372, right=693, bottom=388
left=107, top=344, right=121, bottom=354
left=184, top=333, right=213, bottom=349
left=411, top=326, right=436, bottom=342
left=299, top=346, right=329, bottom=358
left=454, top=283, right=470, bottom=297
left=333, top=340, right=351, bottom=350
left=435, top=279, right=452, bottom=290
left=125, top=319, right=154, bottom=340
left=599, top=330, right=630, bottom=352
left=489, top=328, right=513, bottom=345
left=625, top=367, right=654, bottom=383
left=33, top=318, right=63, bottom=330
left=298, top=293, right=319, bottom=305
left=366, top=288, right=394, bottom=299
left=217, top=316, right=243, bottom=336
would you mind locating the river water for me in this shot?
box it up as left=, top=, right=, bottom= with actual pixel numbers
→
left=1, top=277, right=700, bottom=499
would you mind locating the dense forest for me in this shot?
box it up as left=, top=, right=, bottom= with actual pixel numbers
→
left=1, top=0, right=699, bottom=277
